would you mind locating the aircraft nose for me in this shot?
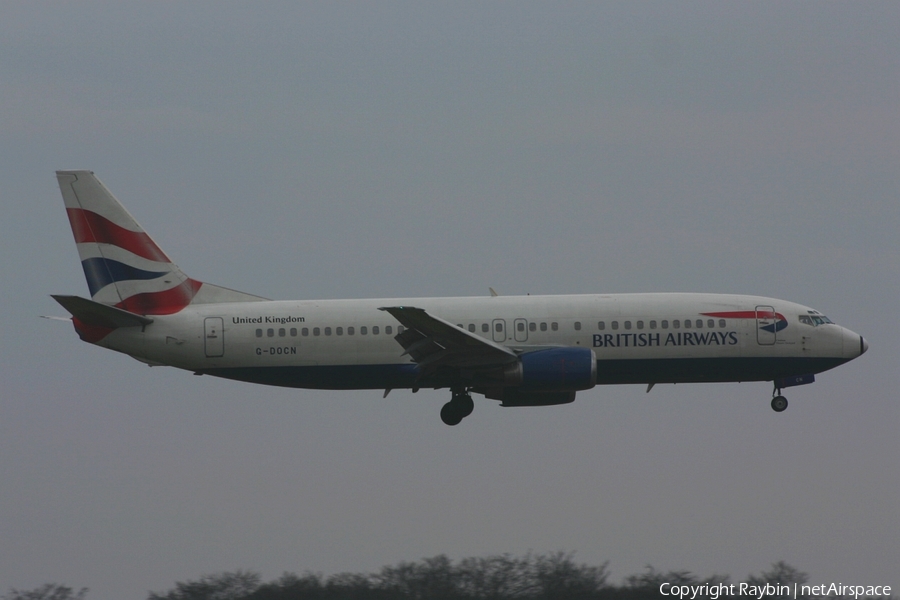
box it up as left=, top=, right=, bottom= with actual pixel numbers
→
left=842, top=327, right=868, bottom=359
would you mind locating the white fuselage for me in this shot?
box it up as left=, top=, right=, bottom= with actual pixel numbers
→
left=91, top=292, right=864, bottom=392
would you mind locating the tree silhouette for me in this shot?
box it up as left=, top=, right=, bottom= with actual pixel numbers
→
left=1, top=584, right=88, bottom=600
left=15, top=555, right=867, bottom=600
left=531, top=551, right=608, bottom=599
left=746, top=561, right=808, bottom=586
left=455, top=554, right=534, bottom=599
left=147, top=571, right=261, bottom=600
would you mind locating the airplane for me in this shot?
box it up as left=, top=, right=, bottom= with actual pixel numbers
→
left=49, top=170, right=868, bottom=425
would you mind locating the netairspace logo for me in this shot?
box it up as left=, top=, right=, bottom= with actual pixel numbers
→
left=659, top=582, right=892, bottom=600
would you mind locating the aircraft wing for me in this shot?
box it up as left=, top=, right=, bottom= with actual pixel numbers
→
left=379, top=306, right=517, bottom=369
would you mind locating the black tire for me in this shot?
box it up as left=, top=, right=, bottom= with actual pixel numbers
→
left=440, top=401, right=463, bottom=426
left=456, top=394, right=475, bottom=419
left=771, top=395, right=788, bottom=412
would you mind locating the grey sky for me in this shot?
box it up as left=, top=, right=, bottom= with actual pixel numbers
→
left=1, top=3, right=897, bottom=597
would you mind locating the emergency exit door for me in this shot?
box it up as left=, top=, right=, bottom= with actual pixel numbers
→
left=492, top=319, right=506, bottom=343
left=513, top=318, right=529, bottom=342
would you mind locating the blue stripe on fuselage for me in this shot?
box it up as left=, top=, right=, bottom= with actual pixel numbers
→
left=197, top=356, right=850, bottom=391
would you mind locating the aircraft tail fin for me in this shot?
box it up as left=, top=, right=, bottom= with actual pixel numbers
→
left=56, top=171, right=266, bottom=316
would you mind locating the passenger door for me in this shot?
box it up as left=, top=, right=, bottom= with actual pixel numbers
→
left=756, top=306, right=776, bottom=345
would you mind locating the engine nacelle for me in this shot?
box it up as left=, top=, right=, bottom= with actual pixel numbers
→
left=503, top=347, right=597, bottom=392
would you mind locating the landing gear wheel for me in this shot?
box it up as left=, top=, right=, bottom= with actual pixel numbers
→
left=456, top=394, right=474, bottom=419
left=440, top=391, right=475, bottom=426
left=771, top=395, right=788, bottom=412
left=440, top=401, right=464, bottom=426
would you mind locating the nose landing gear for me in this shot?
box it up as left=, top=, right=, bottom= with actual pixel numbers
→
left=771, top=395, right=788, bottom=412
left=771, top=382, right=788, bottom=412
left=440, top=388, right=475, bottom=426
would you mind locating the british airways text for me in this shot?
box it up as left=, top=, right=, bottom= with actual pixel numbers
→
left=593, top=331, right=738, bottom=348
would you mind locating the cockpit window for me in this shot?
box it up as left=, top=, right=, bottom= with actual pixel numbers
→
left=800, top=314, right=834, bottom=326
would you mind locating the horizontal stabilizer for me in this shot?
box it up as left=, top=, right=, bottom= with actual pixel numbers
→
left=51, top=295, right=154, bottom=328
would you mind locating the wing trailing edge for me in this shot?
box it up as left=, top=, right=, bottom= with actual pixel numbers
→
left=379, top=305, right=517, bottom=369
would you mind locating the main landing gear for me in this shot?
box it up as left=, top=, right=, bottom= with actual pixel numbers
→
left=440, top=388, right=474, bottom=426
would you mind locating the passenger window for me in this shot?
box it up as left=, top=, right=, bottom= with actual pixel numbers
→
left=650, top=320, right=657, bottom=329
left=324, top=327, right=332, bottom=336
left=279, top=328, right=286, bottom=337
left=290, top=328, right=297, bottom=336
left=529, top=322, right=536, bottom=332
left=661, top=320, right=668, bottom=329
left=707, top=319, right=714, bottom=328
left=540, top=322, right=547, bottom=332
left=386, top=326, right=393, bottom=334
left=482, top=324, right=489, bottom=333
left=624, top=321, right=632, bottom=330
left=336, top=327, right=343, bottom=336
left=598, top=321, right=605, bottom=330
left=398, top=326, right=404, bottom=333
left=360, top=326, right=367, bottom=335
left=495, top=322, right=503, bottom=333
left=267, top=328, right=275, bottom=337
left=637, top=320, right=644, bottom=329
left=696, top=319, right=703, bottom=328
left=468, top=324, right=476, bottom=332
left=551, top=322, right=558, bottom=331
left=348, top=327, right=354, bottom=335
left=313, top=327, right=321, bottom=336
left=256, top=329, right=262, bottom=337
left=612, top=321, right=619, bottom=330
left=673, top=320, right=680, bottom=329
left=684, top=319, right=690, bottom=329
left=302, top=327, right=309, bottom=336
left=574, top=322, right=581, bottom=331
left=718, top=319, right=726, bottom=328
left=372, top=326, right=379, bottom=335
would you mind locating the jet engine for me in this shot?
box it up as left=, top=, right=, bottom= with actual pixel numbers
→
left=484, top=347, right=597, bottom=406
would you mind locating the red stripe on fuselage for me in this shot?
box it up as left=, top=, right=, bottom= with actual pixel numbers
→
left=702, top=310, right=785, bottom=321
left=66, top=208, right=170, bottom=263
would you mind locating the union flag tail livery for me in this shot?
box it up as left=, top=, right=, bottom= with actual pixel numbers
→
left=58, top=170, right=202, bottom=314
left=50, top=171, right=868, bottom=425
left=57, top=170, right=265, bottom=313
